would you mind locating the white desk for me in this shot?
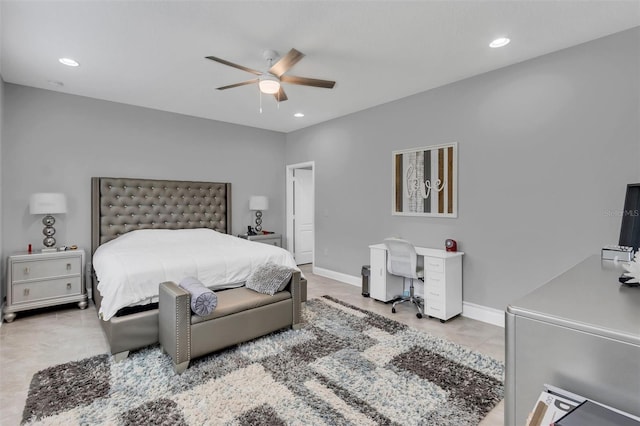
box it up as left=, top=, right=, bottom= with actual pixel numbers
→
left=369, top=244, right=464, bottom=322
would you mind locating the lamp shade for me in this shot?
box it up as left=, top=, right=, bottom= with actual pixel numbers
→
left=249, top=195, right=269, bottom=211
left=30, top=193, right=67, bottom=215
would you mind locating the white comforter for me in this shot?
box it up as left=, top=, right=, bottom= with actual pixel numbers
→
left=93, top=228, right=300, bottom=321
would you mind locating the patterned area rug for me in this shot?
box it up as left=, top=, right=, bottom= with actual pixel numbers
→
left=22, top=296, right=504, bottom=425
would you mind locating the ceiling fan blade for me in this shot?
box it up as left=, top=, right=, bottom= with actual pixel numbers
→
left=280, top=75, right=336, bottom=89
left=273, top=87, right=288, bottom=102
left=205, top=56, right=262, bottom=76
left=269, top=48, right=305, bottom=77
left=216, top=78, right=259, bottom=90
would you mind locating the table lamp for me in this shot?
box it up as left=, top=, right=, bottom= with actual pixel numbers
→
left=249, top=195, right=268, bottom=233
left=30, top=193, right=67, bottom=252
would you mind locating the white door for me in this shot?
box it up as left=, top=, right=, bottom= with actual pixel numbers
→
left=294, top=168, right=314, bottom=264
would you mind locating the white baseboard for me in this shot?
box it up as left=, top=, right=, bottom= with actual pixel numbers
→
left=312, top=266, right=361, bottom=287
left=462, top=302, right=505, bottom=328
left=311, top=266, right=504, bottom=328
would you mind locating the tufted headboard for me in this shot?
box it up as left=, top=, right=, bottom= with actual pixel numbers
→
left=91, top=177, right=232, bottom=255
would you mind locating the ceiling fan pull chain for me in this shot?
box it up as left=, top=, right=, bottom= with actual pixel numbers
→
left=259, top=87, right=263, bottom=114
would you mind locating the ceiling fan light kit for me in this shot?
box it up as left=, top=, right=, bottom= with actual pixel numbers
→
left=258, top=74, right=280, bottom=94
left=206, top=48, right=336, bottom=105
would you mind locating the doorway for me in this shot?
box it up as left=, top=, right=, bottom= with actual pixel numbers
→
left=286, top=161, right=315, bottom=265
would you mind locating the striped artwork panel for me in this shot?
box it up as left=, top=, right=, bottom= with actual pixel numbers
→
left=392, top=143, right=457, bottom=217
left=395, top=154, right=403, bottom=212
left=438, top=148, right=444, bottom=214
left=423, top=150, right=431, bottom=213
left=447, top=146, right=454, bottom=214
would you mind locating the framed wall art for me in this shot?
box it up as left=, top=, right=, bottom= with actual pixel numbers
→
left=392, top=142, right=458, bottom=217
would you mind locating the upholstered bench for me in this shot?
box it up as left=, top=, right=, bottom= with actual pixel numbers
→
left=159, top=271, right=303, bottom=374
left=300, top=277, right=307, bottom=302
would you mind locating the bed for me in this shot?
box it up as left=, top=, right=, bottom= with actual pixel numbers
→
left=91, top=176, right=299, bottom=360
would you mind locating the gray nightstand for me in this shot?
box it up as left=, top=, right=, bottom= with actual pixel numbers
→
left=3, top=249, right=87, bottom=322
left=239, top=233, right=282, bottom=247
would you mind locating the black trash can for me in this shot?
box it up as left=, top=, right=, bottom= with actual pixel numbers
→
left=361, top=265, right=370, bottom=297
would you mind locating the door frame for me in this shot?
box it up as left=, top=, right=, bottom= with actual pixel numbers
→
left=286, top=161, right=315, bottom=265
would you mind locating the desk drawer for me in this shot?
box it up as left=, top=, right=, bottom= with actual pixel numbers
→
left=425, top=257, right=444, bottom=273
left=12, top=277, right=82, bottom=304
left=425, top=272, right=445, bottom=289
left=424, top=286, right=444, bottom=300
left=12, top=257, right=81, bottom=282
left=425, top=302, right=445, bottom=317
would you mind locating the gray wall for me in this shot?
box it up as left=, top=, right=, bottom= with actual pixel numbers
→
left=285, top=27, right=640, bottom=310
left=1, top=85, right=287, bottom=303
left=0, top=77, right=4, bottom=308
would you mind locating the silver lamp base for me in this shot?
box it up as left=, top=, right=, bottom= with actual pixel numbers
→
left=254, top=210, right=263, bottom=232
left=42, top=215, right=58, bottom=252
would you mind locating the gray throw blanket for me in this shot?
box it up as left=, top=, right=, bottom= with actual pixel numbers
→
left=178, top=277, right=218, bottom=316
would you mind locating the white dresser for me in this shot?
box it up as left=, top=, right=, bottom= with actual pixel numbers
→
left=505, top=255, right=640, bottom=424
left=369, top=244, right=463, bottom=322
left=3, top=249, right=87, bottom=322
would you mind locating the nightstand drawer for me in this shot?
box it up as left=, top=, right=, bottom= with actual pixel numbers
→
left=259, top=237, right=281, bottom=247
left=12, top=277, right=82, bottom=304
left=12, top=257, right=81, bottom=282
left=240, top=233, right=282, bottom=247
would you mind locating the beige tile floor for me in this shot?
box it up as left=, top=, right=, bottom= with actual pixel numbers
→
left=0, top=265, right=505, bottom=425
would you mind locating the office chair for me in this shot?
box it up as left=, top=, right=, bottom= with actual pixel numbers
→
left=383, top=237, right=425, bottom=319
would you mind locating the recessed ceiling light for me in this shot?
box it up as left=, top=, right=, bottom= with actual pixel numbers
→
left=489, top=37, right=510, bottom=48
left=294, top=113, right=305, bottom=118
left=58, top=57, right=79, bottom=67
left=47, top=80, right=64, bottom=87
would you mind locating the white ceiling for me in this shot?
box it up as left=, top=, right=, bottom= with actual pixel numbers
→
left=1, top=1, right=639, bottom=133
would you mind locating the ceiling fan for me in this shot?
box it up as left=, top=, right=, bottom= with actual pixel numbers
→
left=205, top=48, right=336, bottom=102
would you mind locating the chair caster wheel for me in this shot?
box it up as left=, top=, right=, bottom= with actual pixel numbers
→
left=416, top=313, right=423, bottom=319
left=392, top=308, right=396, bottom=313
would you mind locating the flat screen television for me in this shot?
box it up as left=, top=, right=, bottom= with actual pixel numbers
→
left=618, top=183, right=640, bottom=251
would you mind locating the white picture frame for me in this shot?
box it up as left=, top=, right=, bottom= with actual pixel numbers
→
left=392, top=142, right=458, bottom=218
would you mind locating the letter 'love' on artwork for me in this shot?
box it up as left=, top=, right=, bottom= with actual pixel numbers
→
left=392, top=143, right=458, bottom=218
